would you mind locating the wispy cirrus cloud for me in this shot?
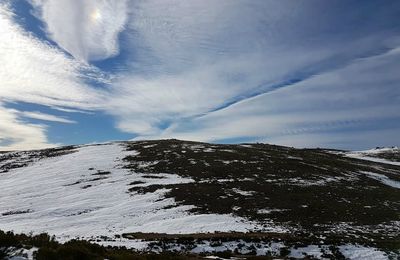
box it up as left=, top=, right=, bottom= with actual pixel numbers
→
left=105, top=0, right=400, bottom=149
left=18, top=111, right=76, bottom=124
left=153, top=46, right=400, bottom=149
left=0, top=2, right=105, bottom=109
left=29, top=0, right=129, bottom=62
left=0, top=1, right=105, bottom=149
left=1, top=0, right=400, bottom=150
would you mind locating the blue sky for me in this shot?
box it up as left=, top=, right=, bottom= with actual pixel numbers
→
left=0, top=0, right=400, bottom=151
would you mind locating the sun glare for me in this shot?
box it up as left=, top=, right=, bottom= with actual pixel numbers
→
left=90, top=9, right=102, bottom=22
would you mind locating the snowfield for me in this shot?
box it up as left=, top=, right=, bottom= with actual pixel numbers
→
left=338, top=245, right=389, bottom=260
left=0, top=141, right=399, bottom=259
left=0, top=143, right=259, bottom=247
left=344, top=147, right=400, bottom=166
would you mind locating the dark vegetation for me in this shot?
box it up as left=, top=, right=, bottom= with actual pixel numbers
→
left=123, top=140, right=400, bottom=251
left=1, top=230, right=327, bottom=259
left=0, top=146, right=76, bottom=173
left=0, top=230, right=201, bottom=260
left=1, top=209, right=32, bottom=216
left=2, top=230, right=389, bottom=259
left=122, top=231, right=399, bottom=254
left=92, top=170, right=111, bottom=176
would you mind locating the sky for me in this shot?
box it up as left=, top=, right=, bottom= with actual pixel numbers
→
left=0, top=0, right=400, bottom=151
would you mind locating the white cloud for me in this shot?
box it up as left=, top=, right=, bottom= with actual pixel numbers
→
left=2, top=0, right=400, bottom=150
left=18, top=111, right=76, bottom=124
left=152, top=46, right=400, bottom=149
left=104, top=1, right=333, bottom=135
left=30, top=0, right=129, bottom=61
left=105, top=0, right=400, bottom=146
left=0, top=2, right=105, bottom=150
left=0, top=2, right=105, bottom=109
left=0, top=104, right=56, bottom=151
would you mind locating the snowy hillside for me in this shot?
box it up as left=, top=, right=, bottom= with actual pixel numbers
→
left=343, top=147, right=400, bottom=166
left=0, top=140, right=399, bottom=259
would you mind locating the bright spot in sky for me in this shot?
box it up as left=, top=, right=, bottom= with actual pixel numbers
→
left=90, top=9, right=102, bottom=22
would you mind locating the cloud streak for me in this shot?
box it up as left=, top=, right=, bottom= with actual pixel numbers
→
left=154, top=46, right=400, bottom=149
left=18, top=111, right=76, bottom=124
left=0, top=104, right=56, bottom=151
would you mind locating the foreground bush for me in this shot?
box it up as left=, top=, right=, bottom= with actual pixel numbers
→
left=0, top=230, right=196, bottom=260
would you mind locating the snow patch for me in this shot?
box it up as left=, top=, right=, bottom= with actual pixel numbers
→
left=344, top=147, right=400, bottom=166
left=289, top=245, right=324, bottom=259
left=257, top=208, right=288, bottom=214
left=339, top=245, right=389, bottom=260
left=231, top=188, right=255, bottom=196
left=360, top=171, right=400, bottom=189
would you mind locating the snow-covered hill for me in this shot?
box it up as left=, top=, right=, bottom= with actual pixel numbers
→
left=342, top=147, right=400, bottom=166
left=0, top=140, right=399, bottom=259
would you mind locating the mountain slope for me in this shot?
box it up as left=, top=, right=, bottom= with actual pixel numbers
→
left=0, top=140, right=399, bottom=259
